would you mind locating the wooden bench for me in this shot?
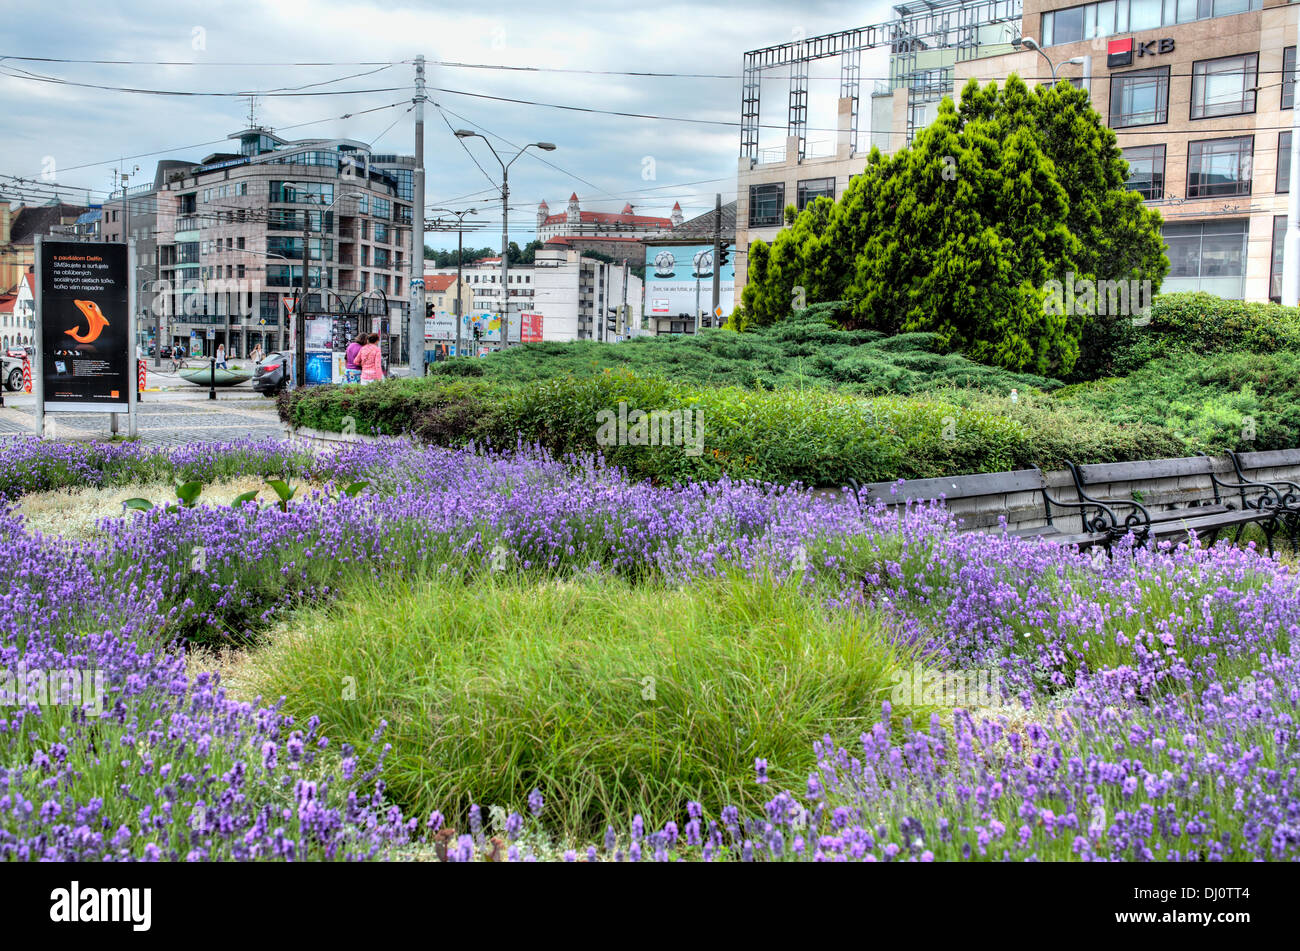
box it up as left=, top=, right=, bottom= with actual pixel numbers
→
left=1065, top=454, right=1290, bottom=553
left=848, top=468, right=1114, bottom=548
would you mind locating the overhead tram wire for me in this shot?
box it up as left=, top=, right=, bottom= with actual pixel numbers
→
left=12, top=100, right=410, bottom=178
left=0, top=63, right=406, bottom=97
left=0, top=53, right=1289, bottom=83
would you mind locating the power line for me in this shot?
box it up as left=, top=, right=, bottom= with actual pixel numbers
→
left=0, top=62, right=406, bottom=97
left=16, top=100, right=409, bottom=179
left=0, top=54, right=405, bottom=66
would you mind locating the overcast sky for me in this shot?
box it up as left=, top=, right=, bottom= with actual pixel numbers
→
left=0, top=1, right=898, bottom=250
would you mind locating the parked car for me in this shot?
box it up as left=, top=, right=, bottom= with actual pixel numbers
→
left=252, top=350, right=290, bottom=396
left=2, top=350, right=27, bottom=391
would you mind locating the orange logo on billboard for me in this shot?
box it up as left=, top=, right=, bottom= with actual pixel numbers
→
left=67, top=299, right=110, bottom=344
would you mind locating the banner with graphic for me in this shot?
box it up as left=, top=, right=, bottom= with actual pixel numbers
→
left=643, top=244, right=735, bottom=320
left=38, top=240, right=132, bottom=412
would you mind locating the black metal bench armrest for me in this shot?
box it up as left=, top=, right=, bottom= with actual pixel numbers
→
left=1063, top=460, right=1152, bottom=534
left=1214, top=452, right=1289, bottom=511
left=847, top=478, right=862, bottom=507
left=1036, top=464, right=1136, bottom=535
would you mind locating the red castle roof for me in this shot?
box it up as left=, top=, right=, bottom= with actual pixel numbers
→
left=540, top=210, right=672, bottom=228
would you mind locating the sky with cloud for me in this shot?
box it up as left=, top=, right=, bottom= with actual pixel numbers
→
left=0, top=1, right=899, bottom=249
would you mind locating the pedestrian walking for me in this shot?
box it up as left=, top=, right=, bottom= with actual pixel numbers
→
left=345, top=332, right=366, bottom=385
left=358, top=333, right=384, bottom=385
left=215, top=344, right=227, bottom=369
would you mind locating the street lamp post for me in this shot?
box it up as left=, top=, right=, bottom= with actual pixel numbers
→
left=430, top=207, right=479, bottom=358
left=453, top=132, right=555, bottom=348
left=1015, top=36, right=1085, bottom=83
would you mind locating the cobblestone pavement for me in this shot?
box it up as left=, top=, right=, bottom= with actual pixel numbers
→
left=0, top=388, right=284, bottom=446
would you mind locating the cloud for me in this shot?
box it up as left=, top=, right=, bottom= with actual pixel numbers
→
left=1, top=0, right=899, bottom=249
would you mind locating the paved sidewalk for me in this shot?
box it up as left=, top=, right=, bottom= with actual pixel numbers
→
left=0, top=389, right=284, bottom=445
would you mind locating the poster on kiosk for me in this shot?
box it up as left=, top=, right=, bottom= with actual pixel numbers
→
left=34, top=237, right=137, bottom=436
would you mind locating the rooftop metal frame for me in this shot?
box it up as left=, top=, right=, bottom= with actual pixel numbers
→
left=740, top=0, right=1022, bottom=161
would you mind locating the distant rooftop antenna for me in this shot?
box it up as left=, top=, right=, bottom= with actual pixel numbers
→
left=245, top=94, right=262, bottom=129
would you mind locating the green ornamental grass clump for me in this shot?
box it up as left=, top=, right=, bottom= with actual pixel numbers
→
left=243, top=572, right=912, bottom=836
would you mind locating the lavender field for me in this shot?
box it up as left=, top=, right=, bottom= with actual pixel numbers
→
left=1, top=436, right=1298, bottom=861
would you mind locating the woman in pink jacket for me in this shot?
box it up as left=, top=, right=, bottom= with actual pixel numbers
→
left=358, top=333, right=384, bottom=384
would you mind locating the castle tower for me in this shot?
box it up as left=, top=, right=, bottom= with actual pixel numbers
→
left=567, top=192, right=581, bottom=226
left=670, top=201, right=683, bottom=228
left=537, top=200, right=549, bottom=232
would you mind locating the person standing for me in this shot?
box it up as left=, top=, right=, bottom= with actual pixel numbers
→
left=344, top=332, right=366, bottom=385
left=358, top=333, right=383, bottom=385
left=215, top=343, right=227, bottom=369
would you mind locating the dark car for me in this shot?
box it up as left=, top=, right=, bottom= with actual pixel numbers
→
left=252, top=350, right=290, bottom=396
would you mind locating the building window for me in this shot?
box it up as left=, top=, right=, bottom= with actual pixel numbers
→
left=1122, top=145, right=1165, bottom=200
left=796, top=178, right=836, bottom=210
left=1271, top=215, right=1287, bottom=302
left=1163, top=218, right=1249, bottom=299
left=1109, top=67, right=1169, bottom=128
left=1285, top=47, right=1296, bottom=110
left=748, top=183, right=785, bottom=228
left=1191, top=53, right=1257, bottom=119
left=1281, top=132, right=1293, bottom=195
left=1187, top=136, right=1254, bottom=198
left=1042, top=0, right=1262, bottom=46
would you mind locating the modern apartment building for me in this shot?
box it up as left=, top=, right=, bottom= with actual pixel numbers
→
left=955, top=0, right=1297, bottom=301
left=102, top=160, right=194, bottom=343
left=126, top=125, right=415, bottom=359
left=735, top=0, right=1298, bottom=303
left=533, top=247, right=643, bottom=342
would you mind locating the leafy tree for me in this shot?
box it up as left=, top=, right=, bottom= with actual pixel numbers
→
left=740, top=76, right=1167, bottom=376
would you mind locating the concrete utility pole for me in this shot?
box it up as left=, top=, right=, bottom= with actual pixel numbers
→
left=297, top=210, right=309, bottom=386
left=1284, top=11, right=1300, bottom=305
left=711, top=192, right=722, bottom=328
left=410, top=55, right=428, bottom=372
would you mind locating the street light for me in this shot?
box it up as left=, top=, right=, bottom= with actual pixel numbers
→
left=282, top=183, right=365, bottom=386
left=453, top=131, right=556, bottom=348
left=429, top=207, right=479, bottom=359
left=1014, top=36, right=1086, bottom=83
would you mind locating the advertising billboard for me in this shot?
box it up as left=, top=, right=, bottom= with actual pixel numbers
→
left=520, top=313, right=543, bottom=343
left=37, top=240, right=133, bottom=412
left=643, top=244, right=735, bottom=320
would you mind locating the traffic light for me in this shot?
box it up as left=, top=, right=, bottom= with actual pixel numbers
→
left=425, top=301, right=434, bottom=320
left=717, top=246, right=730, bottom=268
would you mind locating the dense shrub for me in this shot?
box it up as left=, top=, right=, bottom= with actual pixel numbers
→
left=1057, top=349, right=1300, bottom=452
left=437, top=303, right=1060, bottom=395
left=1069, top=293, right=1300, bottom=381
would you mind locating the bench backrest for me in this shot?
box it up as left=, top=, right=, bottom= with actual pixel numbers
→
left=859, top=468, right=1045, bottom=505
left=1234, top=449, right=1300, bottom=472
left=1074, top=455, right=1217, bottom=485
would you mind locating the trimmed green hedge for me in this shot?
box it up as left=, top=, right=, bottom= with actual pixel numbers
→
left=282, top=370, right=1184, bottom=486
